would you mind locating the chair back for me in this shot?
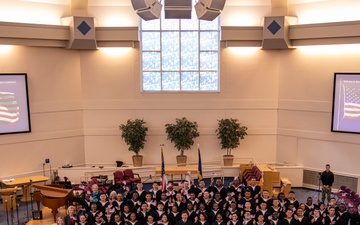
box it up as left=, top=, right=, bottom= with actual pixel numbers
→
left=123, top=169, right=134, bottom=178
left=114, top=170, right=125, bottom=181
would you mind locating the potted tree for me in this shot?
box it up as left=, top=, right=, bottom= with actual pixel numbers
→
left=215, top=118, right=248, bottom=166
left=165, top=117, right=200, bottom=166
left=119, top=118, right=148, bottom=167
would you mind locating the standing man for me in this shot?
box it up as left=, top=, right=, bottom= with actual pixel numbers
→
left=320, top=164, right=334, bottom=204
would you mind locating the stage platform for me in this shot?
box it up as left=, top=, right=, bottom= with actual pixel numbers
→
left=57, top=163, right=240, bottom=185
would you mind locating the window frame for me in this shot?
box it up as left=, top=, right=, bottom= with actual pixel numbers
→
left=140, top=15, right=221, bottom=92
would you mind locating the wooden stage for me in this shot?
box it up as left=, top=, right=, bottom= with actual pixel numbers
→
left=26, top=206, right=66, bottom=225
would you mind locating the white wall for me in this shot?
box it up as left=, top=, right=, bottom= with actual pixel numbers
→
left=80, top=47, right=279, bottom=166
left=0, top=46, right=85, bottom=178
left=276, top=47, right=360, bottom=175
left=1, top=0, right=360, bottom=180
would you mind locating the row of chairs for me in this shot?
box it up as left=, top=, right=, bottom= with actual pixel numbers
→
left=334, top=185, right=359, bottom=210
left=113, top=169, right=141, bottom=188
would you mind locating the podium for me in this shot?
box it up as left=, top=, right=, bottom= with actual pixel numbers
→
left=0, top=187, right=18, bottom=211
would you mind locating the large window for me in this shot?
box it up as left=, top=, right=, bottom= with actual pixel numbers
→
left=141, top=9, right=220, bottom=92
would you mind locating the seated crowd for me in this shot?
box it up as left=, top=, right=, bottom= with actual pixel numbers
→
left=57, top=177, right=360, bottom=225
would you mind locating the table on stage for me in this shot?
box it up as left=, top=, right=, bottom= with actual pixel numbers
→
left=155, top=165, right=198, bottom=180
left=1, top=175, right=49, bottom=202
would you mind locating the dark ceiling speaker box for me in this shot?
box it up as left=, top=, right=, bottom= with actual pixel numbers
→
left=131, top=0, right=162, bottom=21
left=165, top=0, right=192, bottom=19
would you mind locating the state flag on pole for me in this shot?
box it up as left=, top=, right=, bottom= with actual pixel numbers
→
left=161, top=147, right=167, bottom=191
left=198, top=147, right=203, bottom=180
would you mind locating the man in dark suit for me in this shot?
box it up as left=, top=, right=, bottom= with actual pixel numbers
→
left=320, top=164, right=334, bottom=204
left=176, top=211, right=194, bottom=225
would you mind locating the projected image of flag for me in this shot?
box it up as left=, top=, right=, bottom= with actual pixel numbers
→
left=0, top=92, right=20, bottom=124
left=343, top=84, right=360, bottom=119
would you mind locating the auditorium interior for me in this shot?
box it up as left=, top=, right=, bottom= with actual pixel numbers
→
left=1, top=0, right=360, bottom=224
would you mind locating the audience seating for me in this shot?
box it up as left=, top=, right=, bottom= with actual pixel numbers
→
left=334, top=185, right=359, bottom=211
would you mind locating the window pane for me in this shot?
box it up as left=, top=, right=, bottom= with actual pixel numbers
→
left=140, top=0, right=220, bottom=92
left=200, top=19, right=219, bottom=30
left=161, top=17, right=179, bottom=30
left=200, top=31, right=218, bottom=51
left=142, top=19, right=160, bottom=30
left=162, top=72, right=180, bottom=90
left=181, top=12, right=199, bottom=30
left=143, top=72, right=161, bottom=91
left=142, top=32, right=160, bottom=51
left=181, top=32, right=198, bottom=70
left=200, top=52, right=218, bottom=70
left=181, top=72, right=199, bottom=90
left=143, top=52, right=161, bottom=71
left=200, top=72, right=218, bottom=90
left=162, top=32, right=180, bottom=70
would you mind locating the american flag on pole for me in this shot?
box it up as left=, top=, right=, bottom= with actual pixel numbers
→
left=0, top=92, right=20, bottom=124
left=160, top=145, right=167, bottom=191
left=343, top=83, right=360, bottom=119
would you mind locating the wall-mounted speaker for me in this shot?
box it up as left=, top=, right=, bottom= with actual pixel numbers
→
left=131, top=0, right=162, bottom=20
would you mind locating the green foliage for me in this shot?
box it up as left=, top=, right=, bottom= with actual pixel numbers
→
left=165, top=117, right=200, bottom=156
left=215, top=118, right=248, bottom=156
left=119, top=118, right=148, bottom=155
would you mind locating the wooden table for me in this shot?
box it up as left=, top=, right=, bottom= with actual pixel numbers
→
left=0, top=187, right=19, bottom=211
left=155, top=165, right=198, bottom=180
left=1, top=175, right=49, bottom=202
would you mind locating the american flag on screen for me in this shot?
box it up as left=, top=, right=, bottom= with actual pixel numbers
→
left=0, top=92, right=20, bottom=124
left=160, top=146, right=167, bottom=191
left=343, top=83, right=360, bottom=119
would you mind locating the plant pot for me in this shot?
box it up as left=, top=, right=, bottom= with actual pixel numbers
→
left=132, top=155, right=143, bottom=167
left=176, top=155, right=187, bottom=166
left=223, top=155, right=234, bottom=166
